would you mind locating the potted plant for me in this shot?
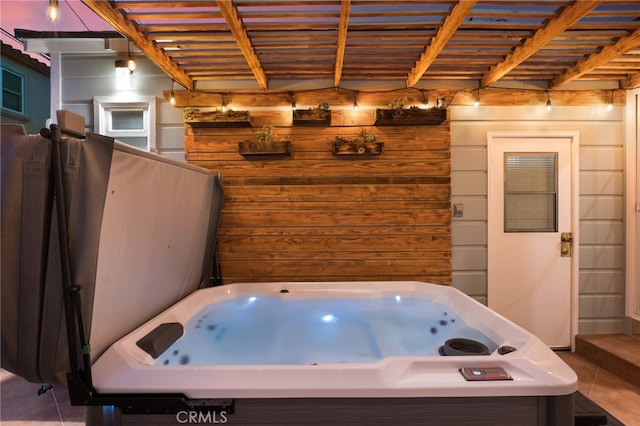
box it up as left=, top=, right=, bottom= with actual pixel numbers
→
left=375, top=97, right=447, bottom=126
left=331, top=128, right=383, bottom=155
left=293, top=101, right=331, bottom=126
left=238, top=126, right=292, bottom=158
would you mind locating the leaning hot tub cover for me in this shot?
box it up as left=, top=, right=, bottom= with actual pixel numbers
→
left=1, top=124, right=223, bottom=385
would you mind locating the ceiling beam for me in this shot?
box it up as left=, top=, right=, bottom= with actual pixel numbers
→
left=550, top=27, right=640, bottom=88
left=481, top=0, right=601, bottom=87
left=622, top=72, right=640, bottom=89
left=333, top=0, right=351, bottom=87
left=81, top=0, right=193, bottom=90
left=216, top=0, right=268, bottom=90
left=406, top=0, right=477, bottom=88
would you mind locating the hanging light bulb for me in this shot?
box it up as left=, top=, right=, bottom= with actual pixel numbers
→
left=47, top=0, right=60, bottom=23
left=169, top=80, right=176, bottom=106
left=353, top=99, right=359, bottom=113
left=474, top=88, right=480, bottom=108
left=127, top=41, right=136, bottom=73
left=546, top=90, right=552, bottom=112
left=221, top=93, right=227, bottom=112
left=607, top=90, right=614, bottom=111
left=291, top=101, right=296, bottom=111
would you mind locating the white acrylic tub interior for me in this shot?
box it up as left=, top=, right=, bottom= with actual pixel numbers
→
left=92, top=281, right=577, bottom=399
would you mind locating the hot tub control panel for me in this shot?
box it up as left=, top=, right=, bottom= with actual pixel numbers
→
left=459, top=367, right=513, bottom=381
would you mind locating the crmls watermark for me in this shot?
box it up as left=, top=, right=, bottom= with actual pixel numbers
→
left=176, top=410, right=228, bottom=424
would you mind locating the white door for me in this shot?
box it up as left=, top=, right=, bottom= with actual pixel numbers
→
left=488, top=132, right=579, bottom=349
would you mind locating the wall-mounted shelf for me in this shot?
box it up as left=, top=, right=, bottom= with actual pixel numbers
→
left=374, top=108, right=447, bottom=126
left=238, top=140, right=292, bottom=159
left=293, top=109, right=331, bottom=127
left=332, top=142, right=384, bottom=156
left=185, top=111, right=253, bottom=128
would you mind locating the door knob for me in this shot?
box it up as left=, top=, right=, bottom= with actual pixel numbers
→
left=560, top=232, right=572, bottom=257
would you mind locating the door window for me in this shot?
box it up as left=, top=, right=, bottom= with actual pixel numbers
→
left=504, top=153, right=557, bottom=232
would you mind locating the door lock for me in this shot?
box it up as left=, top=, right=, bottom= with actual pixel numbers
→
left=560, top=232, right=572, bottom=257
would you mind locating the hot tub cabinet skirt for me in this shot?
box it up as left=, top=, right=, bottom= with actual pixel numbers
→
left=87, top=394, right=574, bottom=426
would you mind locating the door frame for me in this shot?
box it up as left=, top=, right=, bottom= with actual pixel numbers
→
left=487, top=131, right=580, bottom=348
left=626, top=89, right=640, bottom=322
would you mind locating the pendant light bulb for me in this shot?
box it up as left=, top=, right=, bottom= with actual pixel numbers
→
left=545, top=90, right=552, bottom=112
left=169, top=80, right=176, bottom=106
left=474, top=88, right=480, bottom=108
left=127, top=41, right=136, bottom=72
left=607, top=91, right=614, bottom=111
left=47, top=0, right=60, bottom=22
left=353, top=100, right=359, bottom=113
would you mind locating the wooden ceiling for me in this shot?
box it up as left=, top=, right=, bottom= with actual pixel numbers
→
left=81, top=0, right=640, bottom=91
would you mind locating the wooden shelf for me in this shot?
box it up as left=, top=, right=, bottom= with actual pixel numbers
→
left=238, top=140, right=292, bottom=159
left=293, top=109, right=331, bottom=127
left=374, top=108, right=447, bottom=126
left=185, top=111, right=253, bottom=128
left=332, top=142, right=384, bottom=156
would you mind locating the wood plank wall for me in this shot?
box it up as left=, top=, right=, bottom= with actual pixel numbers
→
left=184, top=106, right=451, bottom=285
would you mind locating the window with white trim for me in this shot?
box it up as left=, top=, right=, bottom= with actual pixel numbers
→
left=2, top=67, right=24, bottom=114
left=94, top=96, right=156, bottom=151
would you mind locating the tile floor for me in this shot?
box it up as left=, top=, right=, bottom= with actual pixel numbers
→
left=1, top=353, right=639, bottom=425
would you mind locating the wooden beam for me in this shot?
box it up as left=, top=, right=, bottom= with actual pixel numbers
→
left=81, top=0, right=193, bottom=90
left=216, top=0, right=268, bottom=90
left=550, top=27, right=640, bottom=88
left=333, top=0, right=351, bottom=87
left=622, top=72, right=640, bottom=89
left=406, top=0, right=477, bottom=88
left=481, top=0, right=601, bottom=87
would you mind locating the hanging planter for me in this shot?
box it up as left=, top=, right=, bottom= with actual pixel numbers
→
left=374, top=107, right=447, bottom=126
left=238, top=126, right=292, bottom=159
left=374, top=98, right=447, bottom=126
left=184, top=109, right=253, bottom=128
left=293, top=101, right=331, bottom=127
left=331, top=128, right=383, bottom=156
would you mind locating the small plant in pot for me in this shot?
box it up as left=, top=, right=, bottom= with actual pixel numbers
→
left=293, top=101, right=331, bottom=126
left=238, top=126, right=292, bottom=158
left=331, top=128, right=382, bottom=155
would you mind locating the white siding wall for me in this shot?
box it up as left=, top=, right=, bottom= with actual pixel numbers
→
left=451, top=106, right=626, bottom=333
left=58, top=54, right=184, bottom=160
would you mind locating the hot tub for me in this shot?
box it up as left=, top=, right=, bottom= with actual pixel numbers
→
left=1, top=127, right=577, bottom=425
left=92, top=281, right=577, bottom=425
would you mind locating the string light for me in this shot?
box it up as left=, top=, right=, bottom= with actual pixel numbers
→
left=607, top=90, right=614, bottom=111
left=546, top=90, right=552, bottom=112
left=127, top=41, right=136, bottom=73
left=169, top=80, right=176, bottom=106
left=47, top=0, right=60, bottom=23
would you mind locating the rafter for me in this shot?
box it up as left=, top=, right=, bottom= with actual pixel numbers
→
left=333, top=0, right=351, bottom=87
left=406, top=0, right=477, bottom=88
left=216, top=0, right=268, bottom=90
left=551, top=27, right=640, bottom=88
left=622, top=72, right=640, bottom=89
left=481, top=0, right=601, bottom=87
left=81, top=0, right=193, bottom=90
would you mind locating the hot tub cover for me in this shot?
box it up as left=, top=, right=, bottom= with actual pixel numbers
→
left=0, top=124, right=223, bottom=385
